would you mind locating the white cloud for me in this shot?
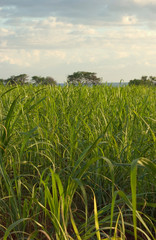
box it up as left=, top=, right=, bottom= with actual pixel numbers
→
left=0, top=40, right=7, bottom=47
left=0, top=50, right=40, bottom=66
left=116, top=52, right=130, bottom=59
left=0, top=1, right=156, bottom=82
left=134, top=0, right=156, bottom=5
left=44, top=50, right=66, bottom=59
left=122, top=15, right=138, bottom=25
left=0, top=49, right=67, bottom=67
left=0, top=28, right=14, bottom=37
left=0, top=17, right=98, bottom=50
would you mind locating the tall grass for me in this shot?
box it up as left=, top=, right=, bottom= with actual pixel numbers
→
left=0, top=84, right=155, bottom=239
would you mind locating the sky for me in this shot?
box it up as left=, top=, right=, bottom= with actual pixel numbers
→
left=0, top=0, right=156, bottom=83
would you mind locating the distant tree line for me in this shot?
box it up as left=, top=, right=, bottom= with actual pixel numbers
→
left=0, top=72, right=102, bottom=86
left=0, top=73, right=155, bottom=86
left=0, top=74, right=57, bottom=86
left=128, top=76, right=156, bottom=86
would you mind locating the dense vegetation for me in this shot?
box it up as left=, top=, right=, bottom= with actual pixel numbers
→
left=0, top=74, right=57, bottom=86
left=128, top=76, right=156, bottom=86
left=1, top=74, right=156, bottom=87
left=0, top=84, right=155, bottom=240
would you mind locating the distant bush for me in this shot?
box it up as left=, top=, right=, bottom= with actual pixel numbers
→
left=129, top=76, right=156, bottom=86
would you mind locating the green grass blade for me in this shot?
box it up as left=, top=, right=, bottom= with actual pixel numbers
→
left=3, top=218, right=29, bottom=240
left=70, top=208, right=82, bottom=240
left=92, top=190, right=101, bottom=240
left=131, top=159, right=138, bottom=240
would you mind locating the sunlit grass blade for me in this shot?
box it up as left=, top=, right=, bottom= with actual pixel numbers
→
left=92, top=190, right=101, bottom=240
left=70, top=208, right=82, bottom=240
left=131, top=159, right=138, bottom=240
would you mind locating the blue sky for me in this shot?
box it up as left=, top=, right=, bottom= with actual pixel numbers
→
left=0, top=0, right=156, bottom=83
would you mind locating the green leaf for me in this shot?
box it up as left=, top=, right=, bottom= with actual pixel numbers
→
left=3, top=218, right=29, bottom=240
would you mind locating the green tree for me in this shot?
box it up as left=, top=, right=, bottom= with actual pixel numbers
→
left=149, top=76, right=156, bottom=84
left=6, top=74, right=28, bottom=85
left=129, top=76, right=155, bottom=86
left=32, top=76, right=45, bottom=85
left=32, top=76, right=57, bottom=85
left=67, top=71, right=101, bottom=85
left=0, top=79, right=4, bottom=85
left=44, top=76, right=57, bottom=85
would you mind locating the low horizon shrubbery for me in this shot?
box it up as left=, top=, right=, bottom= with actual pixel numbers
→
left=129, top=76, right=156, bottom=86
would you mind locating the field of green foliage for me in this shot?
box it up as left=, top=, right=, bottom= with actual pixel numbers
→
left=0, top=84, right=155, bottom=240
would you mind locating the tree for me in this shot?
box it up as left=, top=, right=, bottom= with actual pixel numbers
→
left=0, top=79, right=4, bottom=85
left=149, top=76, right=156, bottom=85
left=67, top=71, right=101, bottom=85
left=44, top=77, right=57, bottom=85
left=32, top=76, right=45, bottom=85
left=32, top=76, right=57, bottom=85
left=6, top=74, right=28, bottom=85
left=129, top=76, right=155, bottom=86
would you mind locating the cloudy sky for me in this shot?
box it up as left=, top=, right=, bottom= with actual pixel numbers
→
left=0, top=0, right=156, bottom=83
